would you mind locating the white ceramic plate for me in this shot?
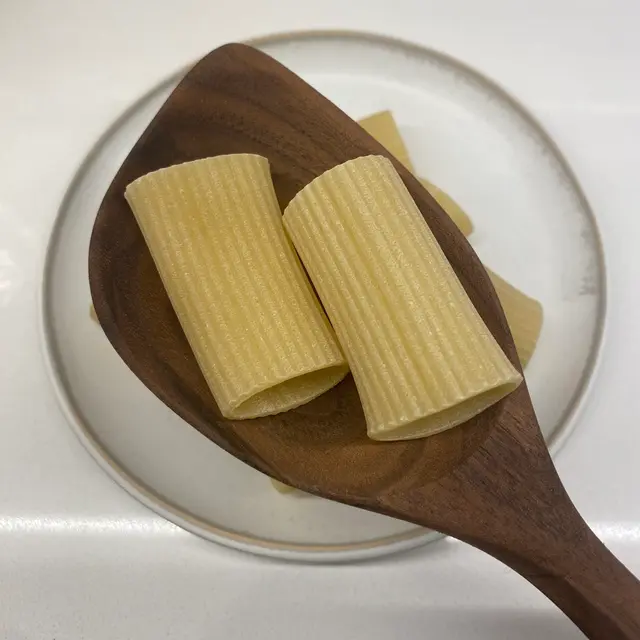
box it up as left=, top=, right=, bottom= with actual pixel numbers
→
left=41, top=31, right=605, bottom=562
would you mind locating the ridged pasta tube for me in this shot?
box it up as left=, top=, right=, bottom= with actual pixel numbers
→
left=284, top=155, right=521, bottom=441
left=125, top=154, right=348, bottom=419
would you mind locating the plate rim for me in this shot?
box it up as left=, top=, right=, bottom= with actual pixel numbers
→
left=38, top=28, right=607, bottom=563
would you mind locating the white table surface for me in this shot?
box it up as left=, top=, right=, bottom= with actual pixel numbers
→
left=1, top=1, right=639, bottom=638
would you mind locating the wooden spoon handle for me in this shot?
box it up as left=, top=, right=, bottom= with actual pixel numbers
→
left=480, top=520, right=640, bottom=639
left=383, top=396, right=640, bottom=639
left=442, top=424, right=640, bottom=639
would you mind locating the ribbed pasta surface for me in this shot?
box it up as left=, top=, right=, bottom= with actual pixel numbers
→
left=125, top=154, right=348, bottom=419
left=284, top=155, right=522, bottom=441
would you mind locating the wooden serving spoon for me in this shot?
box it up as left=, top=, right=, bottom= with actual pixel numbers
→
left=89, top=43, right=640, bottom=638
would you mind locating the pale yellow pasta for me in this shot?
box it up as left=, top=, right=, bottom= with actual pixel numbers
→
left=284, top=155, right=522, bottom=441
left=270, top=479, right=297, bottom=494
left=416, top=180, right=543, bottom=367
left=358, top=110, right=415, bottom=172
left=125, top=154, right=348, bottom=419
left=357, top=111, right=474, bottom=236
left=419, top=178, right=474, bottom=237
left=486, top=269, right=543, bottom=367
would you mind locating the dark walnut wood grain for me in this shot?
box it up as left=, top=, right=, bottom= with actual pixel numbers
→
left=89, top=43, right=640, bottom=638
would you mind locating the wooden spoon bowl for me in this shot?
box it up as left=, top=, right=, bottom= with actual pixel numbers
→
left=89, top=43, right=640, bottom=638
